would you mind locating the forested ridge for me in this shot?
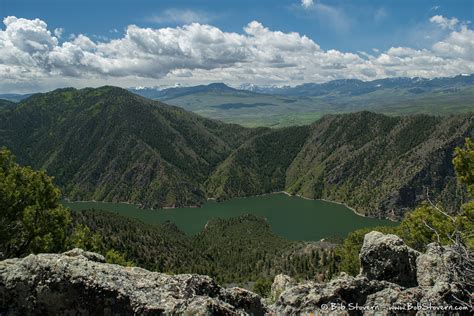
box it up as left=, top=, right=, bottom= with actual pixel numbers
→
left=0, top=86, right=263, bottom=209
left=70, top=209, right=338, bottom=286
left=0, top=86, right=472, bottom=219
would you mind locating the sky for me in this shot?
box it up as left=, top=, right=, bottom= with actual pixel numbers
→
left=0, top=0, right=473, bottom=93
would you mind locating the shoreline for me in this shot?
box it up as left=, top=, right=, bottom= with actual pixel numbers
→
left=63, top=190, right=387, bottom=221
left=261, top=190, right=369, bottom=219
left=62, top=199, right=201, bottom=211
left=206, top=190, right=370, bottom=219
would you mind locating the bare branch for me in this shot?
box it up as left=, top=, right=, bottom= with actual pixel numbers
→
left=425, top=187, right=455, bottom=223
left=422, top=220, right=441, bottom=243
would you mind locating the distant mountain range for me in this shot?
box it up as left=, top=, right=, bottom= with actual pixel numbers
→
left=237, top=74, right=474, bottom=96
left=127, top=74, right=474, bottom=98
left=129, top=83, right=245, bottom=100
left=2, top=75, right=472, bottom=127
left=4, top=74, right=472, bottom=102
left=129, top=75, right=474, bottom=127
left=1, top=86, right=472, bottom=219
left=0, top=93, right=33, bottom=103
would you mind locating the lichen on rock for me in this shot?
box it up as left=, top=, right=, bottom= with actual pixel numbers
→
left=359, top=231, right=420, bottom=287
left=0, top=250, right=267, bottom=315
left=272, top=231, right=471, bottom=314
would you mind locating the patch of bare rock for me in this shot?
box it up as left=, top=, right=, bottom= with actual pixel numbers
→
left=271, top=231, right=472, bottom=314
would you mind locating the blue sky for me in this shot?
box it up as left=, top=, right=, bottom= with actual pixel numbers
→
left=3, top=0, right=472, bottom=51
left=1, top=0, right=473, bottom=92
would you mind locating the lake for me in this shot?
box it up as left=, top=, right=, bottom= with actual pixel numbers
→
left=63, top=193, right=396, bottom=241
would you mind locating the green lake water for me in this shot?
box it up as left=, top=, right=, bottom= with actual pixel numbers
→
left=63, top=193, right=396, bottom=241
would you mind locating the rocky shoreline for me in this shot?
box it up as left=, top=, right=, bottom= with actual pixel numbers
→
left=1, top=231, right=471, bottom=315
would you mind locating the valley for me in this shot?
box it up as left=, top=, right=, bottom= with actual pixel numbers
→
left=129, top=75, right=474, bottom=127
left=63, top=193, right=394, bottom=241
left=1, top=86, right=472, bottom=221
left=2, top=3, right=473, bottom=312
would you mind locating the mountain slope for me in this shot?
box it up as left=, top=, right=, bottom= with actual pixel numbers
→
left=206, top=125, right=310, bottom=199
left=208, top=112, right=473, bottom=219
left=129, top=83, right=253, bottom=101
left=0, top=99, right=16, bottom=110
left=286, top=112, right=473, bottom=218
left=1, top=86, right=472, bottom=219
left=0, top=86, right=260, bottom=208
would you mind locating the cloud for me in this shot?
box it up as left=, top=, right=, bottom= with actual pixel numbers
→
left=301, top=0, right=314, bottom=8
left=0, top=15, right=473, bottom=92
left=54, top=27, right=64, bottom=38
left=430, top=15, right=459, bottom=30
left=432, top=25, right=474, bottom=60
left=148, top=9, right=213, bottom=24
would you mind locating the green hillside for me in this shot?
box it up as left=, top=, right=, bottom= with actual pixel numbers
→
left=0, top=86, right=261, bottom=208
left=1, top=86, right=472, bottom=219
left=72, top=209, right=336, bottom=284
left=286, top=112, right=473, bottom=218
left=206, top=126, right=310, bottom=198
left=0, top=99, right=15, bottom=110
left=207, top=112, right=473, bottom=219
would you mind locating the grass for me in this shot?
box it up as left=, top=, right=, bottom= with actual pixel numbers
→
left=161, top=87, right=474, bottom=127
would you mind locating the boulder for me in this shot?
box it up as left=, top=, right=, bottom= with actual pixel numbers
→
left=274, top=232, right=471, bottom=314
left=0, top=250, right=267, bottom=315
left=2, top=232, right=472, bottom=315
left=273, top=273, right=391, bottom=314
left=364, top=281, right=470, bottom=313
left=270, top=274, right=296, bottom=301
left=360, top=231, right=420, bottom=287
left=221, top=287, right=267, bottom=315
left=416, top=242, right=458, bottom=286
left=363, top=286, right=424, bottom=313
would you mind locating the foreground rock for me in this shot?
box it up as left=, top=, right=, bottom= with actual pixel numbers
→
left=274, top=273, right=395, bottom=314
left=359, top=231, right=419, bottom=287
left=0, top=249, right=267, bottom=315
left=416, top=242, right=460, bottom=286
left=270, top=274, right=296, bottom=302
left=273, top=232, right=472, bottom=314
left=2, top=234, right=471, bottom=315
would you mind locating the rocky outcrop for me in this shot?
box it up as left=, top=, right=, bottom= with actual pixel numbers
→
left=1, top=234, right=472, bottom=315
left=273, top=231, right=472, bottom=314
left=0, top=249, right=267, bottom=315
left=274, top=273, right=395, bottom=314
left=359, top=231, right=420, bottom=287
left=270, top=274, right=296, bottom=301
left=416, top=242, right=459, bottom=286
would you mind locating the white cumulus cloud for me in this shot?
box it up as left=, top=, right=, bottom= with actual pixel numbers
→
left=0, top=15, right=473, bottom=92
left=430, top=15, right=460, bottom=30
